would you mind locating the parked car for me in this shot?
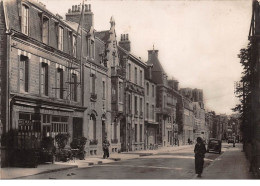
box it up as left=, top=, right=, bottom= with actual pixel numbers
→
left=227, top=138, right=234, bottom=144
left=207, top=138, right=222, bottom=154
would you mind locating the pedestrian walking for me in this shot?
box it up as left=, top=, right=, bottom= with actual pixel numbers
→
left=188, top=138, right=191, bottom=145
left=102, top=136, right=110, bottom=159
left=194, top=137, right=206, bottom=177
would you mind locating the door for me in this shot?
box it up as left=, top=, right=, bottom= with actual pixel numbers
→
left=73, top=117, right=83, bottom=139
left=102, top=120, right=106, bottom=142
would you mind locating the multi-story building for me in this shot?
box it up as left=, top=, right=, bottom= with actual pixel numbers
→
left=144, top=64, right=158, bottom=149
left=96, top=16, right=122, bottom=153
left=146, top=49, right=178, bottom=147
left=193, top=102, right=206, bottom=140
left=1, top=0, right=85, bottom=159
left=118, top=34, right=146, bottom=151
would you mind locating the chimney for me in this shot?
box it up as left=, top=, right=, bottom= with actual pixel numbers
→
left=66, top=4, right=94, bottom=31
left=119, top=34, right=131, bottom=52
left=148, top=49, right=159, bottom=61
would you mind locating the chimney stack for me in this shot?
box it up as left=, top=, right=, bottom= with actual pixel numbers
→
left=119, top=34, right=131, bottom=52
left=66, top=4, right=94, bottom=31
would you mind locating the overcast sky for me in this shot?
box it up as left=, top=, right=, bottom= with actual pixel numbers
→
left=40, top=0, right=252, bottom=115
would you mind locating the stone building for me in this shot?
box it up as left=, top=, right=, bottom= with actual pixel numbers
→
left=118, top=34, right=146, bottom=151
left=0, top=0, right=85, bottom=159
left=193, top=102, right=206, bottom=141
left=144, top=64, right=158, bottom=149
left=146, top=49, right=178, bottom=147
left=0, top=0, right=117, bottom=159
left=95, top=16, right=122, bottom=153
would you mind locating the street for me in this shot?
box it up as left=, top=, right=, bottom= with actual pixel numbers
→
left=20, top=144, right=231, bottom=179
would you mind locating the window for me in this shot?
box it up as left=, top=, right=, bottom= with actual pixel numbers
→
left=102, top=81, right=106, bottom=99
left=90, top=114, right=96, bottom=140
left=140, top=125, right=142, bottom=142
left=71, top=73, right=77, bottom=101
left=134, top=96, right=138, bottom=115
left=128, top=63, right=131, bottom=81
left=40, top=62, right=48, bottom=96
left=134, top=67, right=137, bottom=84
left=140, top=70, right=143, bottom=86
left=56, top=68, right=64, bottom=99
left=19, top=55, right=29, bottom=92
left=91, top=74, right=96, bottom=94
left=146, top=83, right=149, bottom=96
left=21, top=4, right=29, bottom=35
left=146, top=103, right=149, bottom=119
left=135, top=124, right=137, bottom=142
left=139, top=98, right=143, bottom=116
left=72, top=35, right=77, bottom=57
left=128, top=94, right=131, bottom=113
left=42, top=17, right=49, bottom=44
left=114, top=123, right=117, bottom=140
left=119, top=82, right=123, bottom=102
left=58, top=26, right=64, bottom=51
left=88, top=39, right=95, bottom=59
left=152, top=85, right=155, bottom=97
left=152, top=105, right=155, bottom=120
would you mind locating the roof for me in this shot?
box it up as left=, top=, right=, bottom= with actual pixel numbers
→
left=118, top=45, right=147, bottom=68
left=146, top=50, right=166, bottom=74
left=95, top=30, right=110, bottom=43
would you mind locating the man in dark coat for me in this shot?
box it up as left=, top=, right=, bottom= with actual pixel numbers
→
left=102, top=136, right=110, bottom=159
left=194, top=137, right=206, bottom=177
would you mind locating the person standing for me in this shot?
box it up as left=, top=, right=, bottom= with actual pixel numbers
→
left=194, top=137, right=206, bottom=177
left=102, top=136, right=110, bottom=159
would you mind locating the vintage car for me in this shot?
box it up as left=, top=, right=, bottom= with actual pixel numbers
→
left=207, top=138, right=222, bottom=154
left=227, top=138, right=234, bottom=144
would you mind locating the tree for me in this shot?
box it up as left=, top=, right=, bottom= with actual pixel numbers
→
left=233, top=39, right=257, bottom=142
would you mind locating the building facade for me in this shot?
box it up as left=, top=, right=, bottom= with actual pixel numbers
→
left=144, top=65, right=158, bottom=149
left=118, top=34, right=146, bottom=151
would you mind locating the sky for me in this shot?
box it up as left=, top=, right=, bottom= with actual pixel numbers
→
left=40, top=0, right=252, bottom=115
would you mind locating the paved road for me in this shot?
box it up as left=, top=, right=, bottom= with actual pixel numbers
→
left=21, top=145, right=227, bottom=179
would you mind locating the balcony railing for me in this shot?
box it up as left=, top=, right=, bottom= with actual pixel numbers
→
left=89, top=139, right=98, bottom=145
left=90, top=93, right=97, bottom=102
left=111, top=139, right=118, bottom=144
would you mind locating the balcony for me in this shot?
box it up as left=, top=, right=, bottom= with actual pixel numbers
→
left=111, top=139, right=118, bottom=144
left=90, top=93, right=97, bottom=102
left=89, top=139, right=98, bottom=145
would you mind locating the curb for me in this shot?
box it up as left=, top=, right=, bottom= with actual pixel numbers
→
left=11, top=165, right=78, bottom=179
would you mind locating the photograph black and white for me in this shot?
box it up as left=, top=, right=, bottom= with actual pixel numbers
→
left=0, top=0, right=260, bottom=180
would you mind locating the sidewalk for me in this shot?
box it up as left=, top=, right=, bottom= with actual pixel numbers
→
left=0, top=145, right=192, bottom=179
left=194, top=143, right=254, bottom=179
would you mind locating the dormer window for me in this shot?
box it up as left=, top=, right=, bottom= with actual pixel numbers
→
left=87, top=38, right=95, bottom=59
left=72, top=35, right=77, bottom=58
left=58, top=26, right=64, bottom=51
left=42, top=17, right=49, bottom=44
left=21, top=4, right=29, bottom=35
